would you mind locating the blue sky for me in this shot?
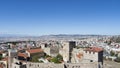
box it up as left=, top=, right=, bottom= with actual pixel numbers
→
left=0, top=0, right=120, bottom=36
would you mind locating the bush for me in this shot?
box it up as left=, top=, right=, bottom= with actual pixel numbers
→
left=31, top=55, right=39, bottom=62
left=110, top=51, right=115, bottom=56
left=50, top=54, right=63, bottom=63
left=50, top=57, right=60, bottom=63
left=56, top=54, right=63, bottom=61
left=0, top=55, right=2, bottom=60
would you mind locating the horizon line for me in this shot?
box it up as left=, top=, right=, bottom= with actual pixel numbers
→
left=0, top=33, right=120, bottom=37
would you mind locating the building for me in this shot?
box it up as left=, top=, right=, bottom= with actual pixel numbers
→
left=71, top=48, right=84, bottom=63
left=0, top=60, right=7, bottom=68
left=60, top=41, right=76, bottom=63
left=18, top=52, right=29, bottom=61
left=8, top=49, right=18, bottom=68
left=83, top=47, right=103, bottom=64
left=12, top=58, right=26, bottom=68
left=26, top=48, right=44, bottom=57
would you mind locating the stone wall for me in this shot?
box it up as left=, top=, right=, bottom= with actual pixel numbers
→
left=26, top=62, right=64, bottom=68
left=26, top=62, right=100, bottom=68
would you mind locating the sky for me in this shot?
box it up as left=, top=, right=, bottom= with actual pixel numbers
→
left=0, top=0, right=120, bottom=36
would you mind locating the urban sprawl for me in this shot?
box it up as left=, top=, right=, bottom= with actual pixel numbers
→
left=0, top=35, right=120, bottom=68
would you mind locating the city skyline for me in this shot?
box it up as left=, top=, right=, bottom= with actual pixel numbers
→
left=0, top=0, right=120, bottom=36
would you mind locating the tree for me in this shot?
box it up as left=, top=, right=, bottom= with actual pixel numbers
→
left=39, top=60, right=43, bottom=63
left=50, top=57, right=60, bottom=63
left=56, top=54, right=63, bottom=61
left=45, top=55, right=51, bottom=58
left=110, top=51, right=115, bottom=56
left=108, top=41, right=112, bottom=45
left=31, top=55, right=39, bottom=62
left=0, top=55, right=2, bottom=60
left=50, top=54, right=63, bottom=63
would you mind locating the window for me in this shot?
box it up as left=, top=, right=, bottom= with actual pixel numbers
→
left=90, top=60, right=93, bottom=62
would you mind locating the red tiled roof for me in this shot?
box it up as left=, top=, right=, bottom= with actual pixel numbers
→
left=85, top=47, right=103, bottom=52
left=2, top=57, right=8, bottom=61
left=26, top=48, right=43, bottom=54
left=18, top=52, right=29, bottom=58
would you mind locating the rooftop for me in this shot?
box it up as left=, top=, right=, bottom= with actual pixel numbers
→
left=26, top=48, right=43, bottom=54
left=85, top=47, right=103, bottom=52
left=18, top=52, right=29, bottom=58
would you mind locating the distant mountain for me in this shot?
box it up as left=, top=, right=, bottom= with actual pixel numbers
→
left=0, top=34, right=29, bottom=37
left=40, top=34, right=108, bottom=39
left=50, top=34, right=105, bottom=36
left=0, top=34, right=113, bottom=42
left=0, top=33, right=111, bottom=39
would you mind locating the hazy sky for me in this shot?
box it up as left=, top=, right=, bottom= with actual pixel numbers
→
left=0, top=0, right=120, bottom=36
